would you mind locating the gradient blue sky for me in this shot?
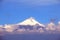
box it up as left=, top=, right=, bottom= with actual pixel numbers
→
left=0, top=0, right=60, bottom=25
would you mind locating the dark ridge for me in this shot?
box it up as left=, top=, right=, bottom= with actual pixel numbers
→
left=0, top=36, right=3, bottom=40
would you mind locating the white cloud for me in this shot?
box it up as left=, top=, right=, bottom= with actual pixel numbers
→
left=4, top=0, right=60, bottom=5
left=58, top=21, right=60, bottom=24
left=21, top=0, right=60, bottom=5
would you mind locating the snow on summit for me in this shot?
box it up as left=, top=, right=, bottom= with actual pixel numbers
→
left=17, top=17, right=45, bottom=27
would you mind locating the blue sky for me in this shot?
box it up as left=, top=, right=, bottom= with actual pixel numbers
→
left=0, top=0, right=60, bottom=25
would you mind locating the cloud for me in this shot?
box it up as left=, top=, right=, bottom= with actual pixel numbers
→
left=4, top=0, right=60, bottom=6
left=0, top=22, right=60, bottom=34
left=21, top=0, right=60, bottom=5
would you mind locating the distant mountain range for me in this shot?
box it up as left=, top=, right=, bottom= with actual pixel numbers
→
left=0, top=17, right=60, bottom=34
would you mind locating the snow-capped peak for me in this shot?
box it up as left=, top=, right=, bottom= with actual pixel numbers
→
left=17, top=17, right=45, bottom=27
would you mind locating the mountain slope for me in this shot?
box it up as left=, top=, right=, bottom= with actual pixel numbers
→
left=17, top=17, right=45, bottom=27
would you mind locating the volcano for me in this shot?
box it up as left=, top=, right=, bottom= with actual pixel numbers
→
left=17, top=17, right=45, bottom=27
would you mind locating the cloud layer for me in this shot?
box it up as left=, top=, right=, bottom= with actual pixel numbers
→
left=0, top=22, right=60, bottom=34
